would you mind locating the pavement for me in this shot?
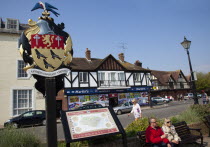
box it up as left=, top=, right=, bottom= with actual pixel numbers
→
left=202, top=136, right=210, bottom=147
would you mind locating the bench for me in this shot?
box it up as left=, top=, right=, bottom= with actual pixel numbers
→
left=204, top=115, right=210, bottom=137
left=173, top=121, right=203, bottom=146
left=137, top=121, right=203, bottom=147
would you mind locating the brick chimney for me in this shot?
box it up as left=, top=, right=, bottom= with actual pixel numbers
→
left=85, top=48, right=91, bottom=61
left=134, top=60, right=142, bottom=67
left=118, top=53, right=125, bottom=62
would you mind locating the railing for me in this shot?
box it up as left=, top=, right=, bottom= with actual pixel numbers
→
left=98, top=80, right=126, bottom=87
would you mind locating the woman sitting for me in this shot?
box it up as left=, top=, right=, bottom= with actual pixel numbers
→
left=162, top=118, right=181, bottom=147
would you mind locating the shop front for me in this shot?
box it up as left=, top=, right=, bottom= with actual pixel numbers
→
left=65, top=86, right=151, bottom=110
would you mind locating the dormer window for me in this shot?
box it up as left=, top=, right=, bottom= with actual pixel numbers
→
left=7, top=19, right=18, bottom=29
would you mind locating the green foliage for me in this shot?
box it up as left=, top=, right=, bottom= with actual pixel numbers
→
left=125, top=117, right=164, bottom=137
left=175, top=108, right=201, bottom=124
left=58, top=141, right=88, bottom=147
left=170, top=104, right=210, bottom=124
left=195, top=72, right=210, bottom=94
left=0, top=128, right=41, bottom=147
left=170, top=116, right=180, bottom=124
left=190, top=104, right=210, bottom=120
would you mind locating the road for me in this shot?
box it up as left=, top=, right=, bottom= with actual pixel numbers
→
left=21, top=99, right=196, bottom=142
left=118, top=100, right=194, bottom=128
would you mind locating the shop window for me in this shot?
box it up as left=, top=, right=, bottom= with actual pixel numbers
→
left=17, top=60, right=28, bottom=78
left=79, top=72, right=88, bottom=83
left=13, top=89, right=33, bottom=116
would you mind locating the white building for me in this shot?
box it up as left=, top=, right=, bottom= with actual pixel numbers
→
left=0, top=18, right=45, bottom=125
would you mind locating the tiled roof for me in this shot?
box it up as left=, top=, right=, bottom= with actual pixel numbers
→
left=70, top=58, right=102, bottom=71
left=151, top=71, right=172, bottom=85
left=168, top=70, right=181, bottom=81
left=118, top=60, right=150, bottom=72
left=151, top=70, right=182, bottom=86
left=69, top=55, right=150, bottom=72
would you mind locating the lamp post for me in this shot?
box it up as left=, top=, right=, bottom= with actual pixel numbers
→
left=180, top=36, right=199, bottom=104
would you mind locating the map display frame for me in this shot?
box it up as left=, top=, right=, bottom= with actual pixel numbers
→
left=61, top=107, right=125, bottom=143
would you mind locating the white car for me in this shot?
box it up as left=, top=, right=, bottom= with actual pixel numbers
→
left=184, top=93, right=193, bottom=100
left=113, top=102, right=133, bottom=115
left=151, top=97, right=170, bottom=104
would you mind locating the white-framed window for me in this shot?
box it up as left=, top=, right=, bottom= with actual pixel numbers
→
left=7, top=19, right=18, bottom=29
left=118, top=73, right=125, bottom=81
left=98, top=72, right=105, bottom=81
left=134, top=73, right=141, bottom=81
left=79, top=72, right=88, bottom=83
left=17, top=60, right=28, bottom=78
left=13, top=89, right=33, bottom=116
left=108, top=72, right=116, bottom=81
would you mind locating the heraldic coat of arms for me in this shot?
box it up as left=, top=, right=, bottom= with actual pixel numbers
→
left=18, top=2, right=73, bottom=95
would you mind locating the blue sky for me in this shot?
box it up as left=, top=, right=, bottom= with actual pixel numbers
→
left=1, top=0, right=210, bottom=75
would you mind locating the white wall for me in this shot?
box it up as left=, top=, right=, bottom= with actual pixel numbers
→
left=90, top=72, right=97, bottom=87
left=64, top=75, right=71, bottom=88
left=126, top=72, right=134, bottom=86
left=0, top=33, right=44, bottom=125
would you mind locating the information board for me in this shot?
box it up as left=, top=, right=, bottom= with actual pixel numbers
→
left=61, top=106, right=126, bottom=145
left=66, top=108, right=119, bottom=139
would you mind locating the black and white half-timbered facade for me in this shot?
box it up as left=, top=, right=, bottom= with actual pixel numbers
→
left=150, top=70, right=191, bottom=100
left=64, top=49, right=152, bottom=109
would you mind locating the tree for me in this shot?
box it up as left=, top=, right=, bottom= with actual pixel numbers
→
left=195, top=72, right=210, bottom=95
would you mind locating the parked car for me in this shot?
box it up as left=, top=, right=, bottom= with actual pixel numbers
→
left=138, top=97, right=149, bottom=106
left=4, top=110, right=46, bottom=128
left=166, top=96, right=174, bottom=101
left=75, top=101, right=103, bottom=110
left=184, top=93, right=194, bottom=100
left=113, top=101, right=133, bottom=115
left=151, top=97, right=170, bottom=104
left=197, top=93, right=202, bottom=98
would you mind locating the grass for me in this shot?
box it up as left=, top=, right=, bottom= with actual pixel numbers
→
left=0, top=128, right=41, bottom=147
left=57, top=141, right=88, bottom=147
left=171, top=104, right=210, bottom=124
left=171, top=108, right=201, bottom=124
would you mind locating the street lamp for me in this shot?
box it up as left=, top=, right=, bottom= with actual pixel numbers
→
left=180, top=36, right=199, bottom=104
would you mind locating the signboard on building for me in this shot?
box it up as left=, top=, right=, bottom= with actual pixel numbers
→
left=65, top=86, right=151, bottom=96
